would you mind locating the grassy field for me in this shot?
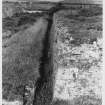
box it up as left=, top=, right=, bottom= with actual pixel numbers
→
left=2, top=1, right=55, bottom=18
left=2, top=12, right=43, bottom=35
left=2, top=18, right=48, bottom=101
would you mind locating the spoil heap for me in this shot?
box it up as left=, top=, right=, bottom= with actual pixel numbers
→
left=53, top=11, right=102, bottom=104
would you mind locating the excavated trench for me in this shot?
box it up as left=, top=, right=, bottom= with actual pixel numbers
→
left=33, top=4, right=102, bottom=105
left=33, top=14, right=54, bottom=105
left=32, top=4, right=64, bottom=105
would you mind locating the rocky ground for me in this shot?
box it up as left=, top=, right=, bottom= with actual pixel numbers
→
left=53, top=10, right=102, bottom=105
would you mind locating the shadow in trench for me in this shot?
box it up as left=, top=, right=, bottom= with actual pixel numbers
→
left=32, top=15, right=54, bottom=105
left=33, top=3, right=64, bottom=105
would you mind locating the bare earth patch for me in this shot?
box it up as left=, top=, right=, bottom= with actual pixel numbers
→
left=53, top=12, right=102, bottom=104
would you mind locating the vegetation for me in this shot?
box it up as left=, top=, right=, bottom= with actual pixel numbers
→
left=52, top=95, right=101, bottom=105
left=2, top=18, right=48, bottom=102
left=78, top=6, right=102, bottom=17
left=2, top=12, right=43, bottom=34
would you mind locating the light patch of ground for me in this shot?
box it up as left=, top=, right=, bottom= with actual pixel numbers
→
left=2, top=100, right=22, bottom=105
left=53, top=13, right=102, bottom=102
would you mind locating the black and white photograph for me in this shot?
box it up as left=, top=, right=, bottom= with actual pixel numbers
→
left=2, top=0, right=103, bottom=105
